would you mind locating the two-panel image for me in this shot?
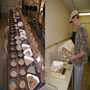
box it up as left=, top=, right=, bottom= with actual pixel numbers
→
left=0, top=0, right=90, bottom=90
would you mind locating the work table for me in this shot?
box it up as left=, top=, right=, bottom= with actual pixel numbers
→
left=45, top=61, right=73, bottom=90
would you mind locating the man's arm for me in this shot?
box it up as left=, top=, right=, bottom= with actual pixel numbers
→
left=69, top=50, right=85, bottom=62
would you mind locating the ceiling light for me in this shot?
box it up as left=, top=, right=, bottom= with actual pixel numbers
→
left=79, top=13, right=90, bottom=16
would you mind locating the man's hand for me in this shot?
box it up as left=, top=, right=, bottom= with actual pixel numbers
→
left=69, top=54, right=76, bottom=62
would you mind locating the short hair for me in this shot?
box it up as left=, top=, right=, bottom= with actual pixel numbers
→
left=72, top=14, right=79, bottom=19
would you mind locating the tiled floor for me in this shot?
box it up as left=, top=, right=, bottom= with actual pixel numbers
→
left=0, top=60, right=7, bottom=90
left=0, top=14, right=8, bottom=90
left=81, top=62, right=90, bottom=90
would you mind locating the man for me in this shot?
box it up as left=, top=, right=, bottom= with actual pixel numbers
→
left=69, top=10, right=89, bottom=90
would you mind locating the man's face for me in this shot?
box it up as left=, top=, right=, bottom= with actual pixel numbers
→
left=71, top=16, right=78, bottom=27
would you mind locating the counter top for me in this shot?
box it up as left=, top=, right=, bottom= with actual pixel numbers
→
left=45, top=62, right=73, bottom=90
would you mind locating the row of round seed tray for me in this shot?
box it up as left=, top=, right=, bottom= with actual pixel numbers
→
left=8, top=16, right=44, bottom=90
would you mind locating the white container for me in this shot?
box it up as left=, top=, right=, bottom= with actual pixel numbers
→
left=15, top=26, right=19, bottom=29
left=15, top=35, right=20, bottom=40
left=24, top=55, right=34, bottom=66
left=20, top=31, right=26, bottom=36
left=23, top=48, right=33, bottom=56
left=27, top=74, right=39, bottom=90
left=51, top=61, right=63, bottom=72
left=20, top=35, right=27, bottom=40
left=19, top=29, right=25, bottom=32
left=13, top=12, right=15, bottom=18
left=22, top=44, right=30, bottom=50
left=14, top=18, right=17, bottom=22
left=18, top=22, right=23, bottom=27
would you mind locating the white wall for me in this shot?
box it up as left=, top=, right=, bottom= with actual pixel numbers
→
left=45, top=0, right=72, bottom=68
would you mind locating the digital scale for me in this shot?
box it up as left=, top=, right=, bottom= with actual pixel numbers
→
left=50, top=61, right=67, bottom=79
